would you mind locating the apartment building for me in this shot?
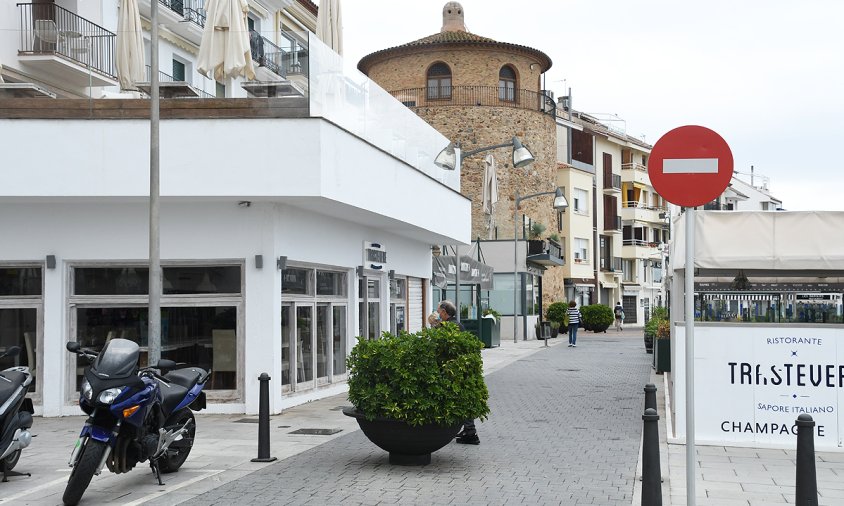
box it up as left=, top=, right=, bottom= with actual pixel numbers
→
left=0, top=2, right=469, bottom=416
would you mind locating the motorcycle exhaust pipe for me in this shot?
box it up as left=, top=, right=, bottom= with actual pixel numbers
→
left=0, top=428, right=32, bottom=460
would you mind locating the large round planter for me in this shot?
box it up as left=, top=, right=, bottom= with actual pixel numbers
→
left=342, top=407, right=461, bottom=465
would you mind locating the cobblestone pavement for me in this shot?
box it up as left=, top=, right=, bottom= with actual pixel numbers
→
left=179, top=330, right=652, bottom=506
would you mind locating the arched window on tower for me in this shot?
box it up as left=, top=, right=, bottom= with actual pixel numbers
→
left=426, top=62, right=452, bottom=100
left=499, top=65, right=516, bottom=102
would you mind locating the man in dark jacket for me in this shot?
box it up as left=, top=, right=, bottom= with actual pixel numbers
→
left=436, top=300, right=480, bottom=445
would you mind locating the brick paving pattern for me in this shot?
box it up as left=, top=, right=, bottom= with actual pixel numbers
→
left=180, top=332, right=652, bottom=506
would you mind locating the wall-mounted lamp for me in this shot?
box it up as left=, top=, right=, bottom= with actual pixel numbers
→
left=255, top=255, right=263, bottom=269
left=355, top=266, right=364, bottom=277
left=238, top=201, right=252, bottom=208
left=388, top=269, right=395, bottom=280
left=46, top=255, right=56, bottom=269
left=277, top=256, right=287, bottom=270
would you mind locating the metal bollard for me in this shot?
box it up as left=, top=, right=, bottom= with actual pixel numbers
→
left=644, top=383, right=657, bottom=412
left=251, top=372, right=277, bottom=463
left=641, top=407, right=663, bottom=506
left=795, top=414, right=818, bottom=505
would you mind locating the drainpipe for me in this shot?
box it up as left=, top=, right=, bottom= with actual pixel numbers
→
left=593, top=176, right=599, bottom=305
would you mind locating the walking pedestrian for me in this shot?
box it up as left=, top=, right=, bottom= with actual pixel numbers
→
left=567, top=300, right=581, bottom=347
left=614, top=301, right=624, bottom=332
left=435, top=300, right=481, bottom=445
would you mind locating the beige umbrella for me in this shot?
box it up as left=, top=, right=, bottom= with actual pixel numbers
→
left=116, top=0, right=145, bottom=90
left=197, top=0, right=255, bottom=82
left=316, top=0, right=343, bottom=55
left=482, top=154, right=499, bottom=239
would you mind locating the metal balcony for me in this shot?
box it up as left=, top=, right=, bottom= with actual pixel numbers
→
left=16, top=2, right=118, bottom=87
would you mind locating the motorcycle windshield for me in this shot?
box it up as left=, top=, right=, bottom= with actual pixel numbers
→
left=91, top=338, right=140, bottom=379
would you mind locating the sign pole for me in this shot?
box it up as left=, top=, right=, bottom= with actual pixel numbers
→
left=685, top=206, right=696, bottom=506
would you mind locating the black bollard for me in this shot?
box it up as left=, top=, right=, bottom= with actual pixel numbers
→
left=795, top=414, right=818, bottom=505
left=641, top=407, right=663, bottom=506
left=644, top=383, right=657, bottom=412
left=251, top=372, right=277, bottom=463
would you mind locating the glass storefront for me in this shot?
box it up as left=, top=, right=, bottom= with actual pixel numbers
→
left=70, top=264, right=243, bottom=395
left=282, top=265, right=349, bottom=393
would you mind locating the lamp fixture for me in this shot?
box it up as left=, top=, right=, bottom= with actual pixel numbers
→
left=46, top=255, right=56, bottom=269
left=434, top=137, right=535, bottom=171
left=277, top=256, right=287, bottom=270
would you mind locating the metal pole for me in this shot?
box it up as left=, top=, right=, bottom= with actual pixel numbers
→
left=513, top=191, right=519, bottom=343
left=685, top=207, right=696, bottom=506
left=455, top=149, right=462, bottom=323
left=148, top=0, right=161, bottom=367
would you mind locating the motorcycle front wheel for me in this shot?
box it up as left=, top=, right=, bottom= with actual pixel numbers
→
left=157, top=408, right=195, bottom=473
left=62, top=439, right=108, bottom=506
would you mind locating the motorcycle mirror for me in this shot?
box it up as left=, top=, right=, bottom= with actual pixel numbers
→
left=66, top=341, right=81, bottom=353
left=156, top=359, right=177, bottom=373
left=1, top=346, right=21, bottom=358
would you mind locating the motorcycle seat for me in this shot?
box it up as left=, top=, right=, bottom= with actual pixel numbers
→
left=164, top=367, right=208, bottom=390
left=0, top=370, right=28, bottom=399
left=159, top=382, right=190, bottom=416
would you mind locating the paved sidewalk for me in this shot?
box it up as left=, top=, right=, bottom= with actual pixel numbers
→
left=5, top=327, right=843, bottom=505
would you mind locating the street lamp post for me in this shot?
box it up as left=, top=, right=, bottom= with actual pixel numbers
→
left=513, top=188, right=568, bottom=342
left=435, top=137, right=536, bottom=323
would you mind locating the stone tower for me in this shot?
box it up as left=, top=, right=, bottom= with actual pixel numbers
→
left=358, top=3, right=564, bottom=322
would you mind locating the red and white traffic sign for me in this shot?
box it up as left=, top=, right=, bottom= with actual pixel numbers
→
left=648, top=125, right=733, bottom=207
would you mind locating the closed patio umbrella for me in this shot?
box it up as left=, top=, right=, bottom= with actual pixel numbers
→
left=482, top=154, right=499, bottom=239
left=197, top=0, right=255, bottom=82
left=316, top=0, right=343, bottom=55
left=116, top=0, right=145, bottom=90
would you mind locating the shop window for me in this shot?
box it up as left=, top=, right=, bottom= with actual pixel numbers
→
left=0, top=267, right=42, bottom=296
left=283, top=266, right=349, bottom=392
left=426, top=62, right=452, bottom=99
left=70, top=264, right=243, bottom=394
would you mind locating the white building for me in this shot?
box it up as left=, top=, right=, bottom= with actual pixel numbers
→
left=0, top=6, right=469, bottom=416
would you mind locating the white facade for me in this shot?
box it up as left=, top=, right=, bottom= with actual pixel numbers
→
left=0, top=22, right=470, bottom=416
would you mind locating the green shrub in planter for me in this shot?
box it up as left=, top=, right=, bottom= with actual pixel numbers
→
left=347, top=323, right=490, bottom=427
left=581, top=304, right=614, bottom=333
left=546, top=301, right=569, bottom=327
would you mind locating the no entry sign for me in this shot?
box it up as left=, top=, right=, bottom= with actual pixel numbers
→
left=648, top=125, right=733, bottom=207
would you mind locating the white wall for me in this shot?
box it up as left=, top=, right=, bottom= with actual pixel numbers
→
left=0, top=199, right=437, bottom=415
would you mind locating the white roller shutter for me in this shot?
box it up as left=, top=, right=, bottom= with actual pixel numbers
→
left=408, top=277, right=423, bottom=332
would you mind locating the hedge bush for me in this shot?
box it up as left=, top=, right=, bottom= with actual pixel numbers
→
left=346, top=323, right=490, bottom=427
left=546, top=301, right=569, bottom=327
left=580, top=304, right=614, bottom=333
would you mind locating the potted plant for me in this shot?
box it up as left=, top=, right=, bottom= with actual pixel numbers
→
left=549, top=320, right=560, bottom=337
left=654, top=320, right=671, bottom=373
left=546, top=301, right=569, bottom=335
left=480, top=308, right=501, bottom=348
left=343, top=324, right=490, bottom=465
left=643, top=306, right=668, bottom=354
left=527, top=222, right=546, bottom=255
left=580, top=304, right=614, bottom=333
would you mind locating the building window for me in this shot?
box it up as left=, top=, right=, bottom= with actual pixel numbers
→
left=622, top=259, right=635, bottom=282
left=390, top=277, right=406, bottom=334
left=172, top=59, right=185, bottom=81
left=574, top=238, right=589, bottom=263
left=282, top=266, right=350, bottom=392
left=357, top=276, right=381, bottom=340
left=0, top=266, right=42, bottom=397
left=70, top=264, right=243, bottom=395
left=573, top=188, right=589, bottom=215
left=426, top=62, right=452, bottom=99
left=498, top=65, right=516, bottom=101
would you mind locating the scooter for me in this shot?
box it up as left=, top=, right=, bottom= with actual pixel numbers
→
left=0, top=345, right=35, bottom=482
left=63, top=338, right=208, bottom=505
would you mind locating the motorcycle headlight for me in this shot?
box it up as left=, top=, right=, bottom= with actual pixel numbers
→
left=97, top=387, right=124, bottom=405
left=81, top=379, right=93, bottom=401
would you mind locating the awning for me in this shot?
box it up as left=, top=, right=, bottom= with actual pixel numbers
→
left=600, top=281, right=618, bottom=289
left=432, top=255, right=494, bottom=290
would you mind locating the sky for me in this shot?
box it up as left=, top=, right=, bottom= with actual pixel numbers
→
left=336, top=0, right=844, bottom=211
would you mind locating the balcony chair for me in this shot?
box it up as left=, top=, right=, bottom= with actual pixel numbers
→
left=34, top=19, right=63, bottom=52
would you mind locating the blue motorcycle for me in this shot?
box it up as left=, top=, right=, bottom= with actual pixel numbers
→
left=63, top=338, right=208, bottom=506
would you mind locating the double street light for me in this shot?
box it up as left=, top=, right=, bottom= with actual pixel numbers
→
left=435, top=137, right=568, bottom=343
left=435, top=137, right=535, bottom=322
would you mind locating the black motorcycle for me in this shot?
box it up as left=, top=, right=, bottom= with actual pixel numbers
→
left=63, top=339, right=208, bottom=505
left=0, top=345, right=34, bottom=482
